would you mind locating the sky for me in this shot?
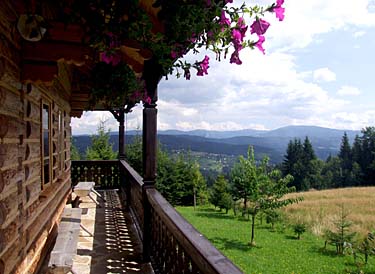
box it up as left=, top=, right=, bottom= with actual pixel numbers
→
left=72, top=0, right=375, bottom=135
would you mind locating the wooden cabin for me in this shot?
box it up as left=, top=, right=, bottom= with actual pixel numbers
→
left=0, top=1, right=243, bottom=273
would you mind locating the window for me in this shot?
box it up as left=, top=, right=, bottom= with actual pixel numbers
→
left=41, top=101, right=51, bottom=188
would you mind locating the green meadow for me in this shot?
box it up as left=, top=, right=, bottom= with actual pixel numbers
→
left=177, top=205, right=375, bottom=274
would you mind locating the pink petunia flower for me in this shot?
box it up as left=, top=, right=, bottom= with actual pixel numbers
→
left=255, top=35, right=265, bottom=54
left=196, top=55, right=210, bottom=76
left=274, top=0, right=285, bottom=21
left=230, top=50, right=242, bottom=65
left=250, top=18, right=270, bottom=36
left=220, top=10, right=231, bottom=26
left=99, top=51, right=121, bottom=66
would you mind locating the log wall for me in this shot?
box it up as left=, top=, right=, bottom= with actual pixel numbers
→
left=0, top=2, right=73, bottom=273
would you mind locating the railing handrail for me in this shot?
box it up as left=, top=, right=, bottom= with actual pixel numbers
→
left=72, top=160, right=119, bottom=163
left=119, top=160, right=143, bottom=187
left=146, top=188, right=244, bottom=274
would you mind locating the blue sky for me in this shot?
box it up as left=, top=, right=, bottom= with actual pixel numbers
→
left=72, top=0, right=375, bottom=135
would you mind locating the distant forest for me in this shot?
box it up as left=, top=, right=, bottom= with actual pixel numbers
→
left=281, top=127, right=375, bottom=191
left=72, top=126, right=375, bottom=193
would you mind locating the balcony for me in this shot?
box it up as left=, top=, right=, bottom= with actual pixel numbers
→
left=67, top=160, right=243, bottom=274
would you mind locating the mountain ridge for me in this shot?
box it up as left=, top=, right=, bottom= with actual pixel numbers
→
left=72, top=125, right=362, bottom=163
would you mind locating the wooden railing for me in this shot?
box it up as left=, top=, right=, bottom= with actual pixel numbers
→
left=71, top=160, right=243, bottom=274
left=71, top=160, right=120, bottom=188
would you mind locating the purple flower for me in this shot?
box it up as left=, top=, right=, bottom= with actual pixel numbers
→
left=206, top=0, right=211, bottom=6
left=220, top=11, right=231, bottom=26
left=255, top=35, right=265, bottom=54
left=143, top=96, right=151, bottom=105
left=250, top=18, right=270, bottom=36
left=230, top=50, right=242, bottom=65
left=99, top=51, right=121, bottom=66
left=231, top=18, right=247, bottom=52
left=197, top=55, right=210, bottom=76
left=225, top=0, right=233, bottom=3
left=171, top=50, right=178, bottom=59
left=273, top=0, right=285, bottom=21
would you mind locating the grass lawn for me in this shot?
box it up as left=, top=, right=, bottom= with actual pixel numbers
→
left=177, top=206, right=375, bottom=274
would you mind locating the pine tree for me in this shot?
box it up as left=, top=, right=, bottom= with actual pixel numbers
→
left=301, top=137, right=317, bottom=190
left=361, top=127, right=375, bottom=184
left=338, top=132, right=353, bottom=187
left=85, top=120, right=117, bottom=160
left=210, top=174, right=230, bottom=210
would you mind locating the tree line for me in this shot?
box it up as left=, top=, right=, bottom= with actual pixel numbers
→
left=281, top=127, right=375, bottom=191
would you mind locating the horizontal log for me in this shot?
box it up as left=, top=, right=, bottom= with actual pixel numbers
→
left=25, top=99, right=40, bottom=120
left=0, top=220, right=18, bottom=253
left=24, top=143, right=40, bottom=161
left=0, top=143, right=20, bottom=169
left=24, top=162, right=41, bottom=182
left=0, top=56, right=19, bottom=84
left=0, top=236, right=20, bottom=274
left=0, top=168, right=20, bottom=199
left=24, top=85, right=41, bottom=102
left=25, top=179, right=41, bottom=207
left=0, top=114, right=24, bottom=140
left=0, top=191, right=18, bottom=228
left=25, top=181, right=70, bottom=252
left=25, top=121, right=40, bottom=139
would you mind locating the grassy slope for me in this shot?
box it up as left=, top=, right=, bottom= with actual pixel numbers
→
left=177, top=187, right=375, bottom=274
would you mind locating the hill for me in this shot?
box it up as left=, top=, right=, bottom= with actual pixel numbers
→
left=72, top=125, right=360, bottom=163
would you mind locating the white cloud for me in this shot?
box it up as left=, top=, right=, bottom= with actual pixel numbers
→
left=265, top=0, right=375, bottom=50
left=337, top=86, right=362, bottom=96
left=313, top=68, right=336, bottom=82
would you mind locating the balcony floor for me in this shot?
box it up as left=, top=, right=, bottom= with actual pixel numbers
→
left=40, top=190, right=153, bottom=274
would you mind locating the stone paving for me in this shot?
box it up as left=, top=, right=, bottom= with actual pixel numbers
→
left=39, top=190, right=153, bottom=274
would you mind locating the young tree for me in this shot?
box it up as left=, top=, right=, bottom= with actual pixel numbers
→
left=231, top=147, right=302, bottom=246
left=85, top=120, right=117, bottom=160
left=324, top=205, right=356, bottom=255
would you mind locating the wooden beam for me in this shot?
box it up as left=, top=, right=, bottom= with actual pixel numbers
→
left=21, top=62, right=57, bottom=82
left=22, top=42, right=90, bottom=64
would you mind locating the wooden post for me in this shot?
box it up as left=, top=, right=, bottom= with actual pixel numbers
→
left=141, top=58, right=162, bottom=262
left=142, top=103, right=157, bottom=262
left=110, top=109, right=125, bottom=160
left=118, top=110, right=125, bottom=160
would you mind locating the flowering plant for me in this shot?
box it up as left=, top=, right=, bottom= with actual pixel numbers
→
left=62, top=0, right=284, bottom=108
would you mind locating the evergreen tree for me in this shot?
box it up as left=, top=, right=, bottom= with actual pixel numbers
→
left=282, top=137, right=319, bottom=191
left=209, top=174, right=230, bottom=211
left=361, top=127, right=375, bottom=184
left=282, top=138, right=304, bottom=190
left=338, top=132, right=353, bottom=187
left=301, top=137, right=317, bottom=190
left=85, top=120, right=117, bottom=160
left=321, top=156, right=341, bottom=189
